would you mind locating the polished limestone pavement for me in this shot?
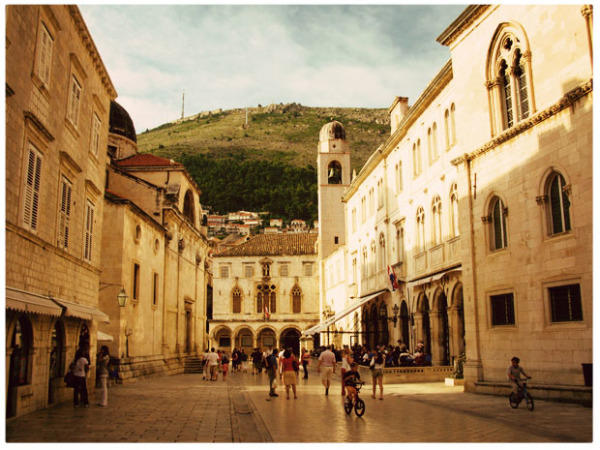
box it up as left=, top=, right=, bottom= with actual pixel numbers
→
left=5, top=368, right=593, bottom=443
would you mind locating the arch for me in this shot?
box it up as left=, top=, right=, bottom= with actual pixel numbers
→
left=369, top=304, right=378, bottom=349
left=432, top=288, right=450, bottom=365
left=212, top=325, right=232, bottom=350
left=417, top=292, right=431, bottom=357
left=543, top=170, right=572, bottom=235
left=48, top=319, right=66, bottom=405
left=279, top=327, right=301, bottom=355
left=232, top=326, right=255, bottom=353
left=327, top=160, right=342, bottom=184
left=487, top=194, right=508, bottom=250
left=449, top=183, right=460, bottom=237
left=378, top=302, right=390, bottom=347
left=182, top=189, right=195, bottom=225
left=256, top=326, right=277, bottom=350
left=7, top=315, right=34, bottom=417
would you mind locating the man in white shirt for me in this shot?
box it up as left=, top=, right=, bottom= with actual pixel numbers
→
left=206, top=348, right=220, bottom=381
left=317, top=345, right=336, bottom=395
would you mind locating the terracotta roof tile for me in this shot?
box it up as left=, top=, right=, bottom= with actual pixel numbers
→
left=115, top=154, right=182, bottom=168
left=216, top=233, right=317, bottom=257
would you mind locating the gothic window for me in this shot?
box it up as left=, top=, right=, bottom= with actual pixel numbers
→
left=490, top=196, right=508, bottom=250
left=428, top=125, right=439, bottom=164
left=370, top=240, right=377, bottom=275
left=377, top=179, right=384, bottom=209
left=413, top=140, right=422, bottom=176
left=361, top=196, right=366, bottom=223
left=291, top=285, right=302, bottom=313
left=327, top=161, right=342, bottom=184
left=416, top=206, right=426, bottom=253
left=488, top=26, right=533, bottom=134
left=395, top=162, right=403, bottom=193
left=444, top=109, right=451, bottom=149
left=351, top=207, right=357, bottom=232
left=362, top=246, right=368, bottom=279
left=396, top=225, right=405, bottom=264
left=432, top=195, right=442, bottom=246
left=450, top=105, right=456, bottom=145
left=450, top=183, right=460, bottom=237
left=546, top=172, right=571, bottom=235
left=257, top=284, right=276, bottom=314
left=232, top=287, right=242, bottom=314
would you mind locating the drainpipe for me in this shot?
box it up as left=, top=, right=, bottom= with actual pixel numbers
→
left=464, top=155, right=483, bottom=382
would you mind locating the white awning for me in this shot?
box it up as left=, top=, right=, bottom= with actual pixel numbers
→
left=97, top=330, right=113, bottom=341
left=406, top=267, right=462, bottom=291
left=302, top=289, right=388, bottom=337
left=52, top=298, right=110, bottom=323
left=6, top=287, right=64, bottom=317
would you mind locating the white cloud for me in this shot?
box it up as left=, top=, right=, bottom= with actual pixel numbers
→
left=80, top=4, right=465, bottom=131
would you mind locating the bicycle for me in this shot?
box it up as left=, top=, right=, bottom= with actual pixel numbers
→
left=343, top=381, right=366, bottom=417
left=509, top=379, right=534, bottom=411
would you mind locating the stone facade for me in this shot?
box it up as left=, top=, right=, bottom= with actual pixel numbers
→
left=316, top=4, right=593, bottom=400
left=5, top=5, right=116, bottom=417
left=210, top=234, right=319, bottom=354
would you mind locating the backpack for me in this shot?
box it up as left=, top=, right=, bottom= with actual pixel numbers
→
left=221, top=355, right=229, bottom=364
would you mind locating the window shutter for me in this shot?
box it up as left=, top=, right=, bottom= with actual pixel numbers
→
left=84, top=201, right=94, bottom=261
left=23, top=145, right=42, bottom=231
left=58, top=177, right=72, bottom=248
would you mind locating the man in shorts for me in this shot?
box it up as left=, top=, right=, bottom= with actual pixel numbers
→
left=317, top=345, right=336, bottom=395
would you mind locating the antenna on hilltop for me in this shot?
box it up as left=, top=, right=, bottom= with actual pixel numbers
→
left=181, top=91, right=185, bottom=119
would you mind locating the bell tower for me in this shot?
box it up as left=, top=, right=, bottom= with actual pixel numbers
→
left=317, top=120, right=351, bottom=260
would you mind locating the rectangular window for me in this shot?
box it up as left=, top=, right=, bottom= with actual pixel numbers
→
left=22, top=143, right=43, bottom=231
left=67, top=75, right=82, bottom=126
left=90, top=113, right=101, bottom=157
left=244, top=264, right=254, bottom=278
left=58, top=176, right=72, bottom=249
left=279, top=264, right=289, bottom=277
left=35, top=22, right=53, bottom=86
left=133, top=263, right=140, bottom=301
left=549, top=284, right=583, bottom=322
left=220, top=265, right=229, bottom=278
left=490, top=293, right=515, bottom=326
left=152, top=273, right=159, bottom=306
left=303, top=262, right=313, bottom=277
left=83, top=200, right=95, bottom=262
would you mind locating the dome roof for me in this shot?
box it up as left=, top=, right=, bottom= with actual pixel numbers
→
left=319, top=120, right=346, bottom=142
left=109, top=101, right=137, bottom=143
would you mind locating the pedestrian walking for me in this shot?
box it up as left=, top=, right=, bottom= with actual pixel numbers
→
left=97, top=345, right=110, bottom=407
left=265, top=348, right=279, bottom=397
left=73, top=347, right=90, bottom=407
left=281, top=349, right=298, bottom=399
left=300, top=347, right=310, bottom=379
left=251, top=348, right=262, bottom=374
left=241, top=349, right=249, bottom=373
left=221, top=352, right=230, bottom=381
left=370, top=349, right=385, bottom=400
left=202, top=348, right=210, bottom=381
left=317, top=345, right=336, bottom=395
left=206, top=348, right=220, bottom=381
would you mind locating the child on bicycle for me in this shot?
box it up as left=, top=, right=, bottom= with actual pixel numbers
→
left=507, top=356, right=531, bottom=394
left=343, top=362, right=361, bottom=403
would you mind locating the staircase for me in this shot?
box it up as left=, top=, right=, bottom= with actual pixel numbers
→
left=184, top=356, right=205, bottom=374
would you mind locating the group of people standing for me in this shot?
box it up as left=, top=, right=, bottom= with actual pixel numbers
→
left=202, top=347, right=249, bottom=381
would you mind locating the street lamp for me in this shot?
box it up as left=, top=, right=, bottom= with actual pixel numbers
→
left=117, top=287, right=128, bottom=308
left=387, top=303, right=400, bottom=327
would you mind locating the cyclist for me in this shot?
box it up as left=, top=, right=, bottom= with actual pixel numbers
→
left=507, top=356, right=531, bottom=395
left=343, top=362, right=361, bottom=404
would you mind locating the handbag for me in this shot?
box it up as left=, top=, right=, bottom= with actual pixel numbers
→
left=292, top=360, right=299, bottom=372
left=64, top=370, right=76, bottom=388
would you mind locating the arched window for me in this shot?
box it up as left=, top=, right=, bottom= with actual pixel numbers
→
left=546, top=172, right=571, bottom=235
left=370, top=240, right=377, bottom=276
left=488, top=25, right=533, bottom=134
left=232, top=287, right=242, bottom=314
left=444, top=109, right=451, bottom=149
left=432, top=122, right=439, bottom=159
left=183, top=189, right=195, bottom=225
left=362, top=246, right=368, bottom=279
left=378, top=233, right=386, bottom=271
left=427, top=127, right=433, bottom=163
left=450, top=105, right=456, bottom=145
left=413, top=140, right=422, bottom=176
left=490, top=196, right=508, bottom=250
left=450, top=183, right=460, bottom=237
left=432, top=195, right=442, bottom=245
left=327, top=161, right=342, bottom=184
left=396, top=226, right=404, bottom=264
left=291, top=285, right=302, bottom=313
left=416, top=206, right=426, bottom=253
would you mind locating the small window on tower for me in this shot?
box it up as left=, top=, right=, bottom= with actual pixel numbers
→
left=334, top=236, right=339, bottom=244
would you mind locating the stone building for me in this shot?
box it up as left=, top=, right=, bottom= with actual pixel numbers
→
left=5, top=5, right=116, bottom=417
left=100, top=102, right=211, bottom=379
left=314, top=4, right=592, bottom=401
left=210, top=233, right=319, bottom=355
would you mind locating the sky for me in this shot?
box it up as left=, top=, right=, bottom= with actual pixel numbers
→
left=79, top=3, right=467, bottom=133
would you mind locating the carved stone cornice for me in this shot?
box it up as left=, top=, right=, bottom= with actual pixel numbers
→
left=452, top=79, right=593, bottom=166
left=436, top=5, right=491, bottom=47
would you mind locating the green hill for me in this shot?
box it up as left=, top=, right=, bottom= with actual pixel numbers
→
left=137, top=103, right=389, bottom=222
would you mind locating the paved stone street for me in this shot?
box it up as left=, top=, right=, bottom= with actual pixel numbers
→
left=5, top=369, right=593, bottom=443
